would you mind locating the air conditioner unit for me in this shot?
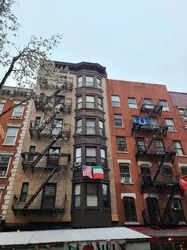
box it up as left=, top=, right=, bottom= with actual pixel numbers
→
left=74, top=162, right=81, bottom=167
left=0, top=171, right=6, bottom=177
left=121, top=177, right=131, bottom=184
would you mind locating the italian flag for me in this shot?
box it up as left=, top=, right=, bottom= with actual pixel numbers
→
left=92, top=166, right=104, bottom=179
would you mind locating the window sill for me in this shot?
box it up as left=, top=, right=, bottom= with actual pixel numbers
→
left=177, top=155, right=187, bottom=158
left=114, top=126, right=125, bottom=129
left=168, top=130, right=178, bottom=133
left=128, top=107, right=138, bottom=109
left=0, top=176, right=8, bottom=179
left=162, top=110, right=171, bottom=112
left=117, top=151, right=129, bottom=154
left=2, top=143, right=16, bottom=146
left=124, top=222, right=140, bottom=225
left=10, top=117, right=22, bottom=120
left=120, top=182, right=134, bottom=185
left=112, top=106, right=121, bottom=108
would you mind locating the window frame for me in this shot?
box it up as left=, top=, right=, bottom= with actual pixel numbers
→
left=86, top=183, right=98, bottom=207
left=154, top=139, right=165, bottom=151
left=0, top=103, right=4, bottom=114
left=97, top=78, right=102, bottom=88
left=86, top=119, right=96, bottom=135
left=159, top=100, right=170, bottom=112
left=112, top=96, right=120, bottom=107
left=114, top=114, right=123, bottom=127
left=77, top=96, right=82, bottom=109
left=86, top=147, right=97, bottom=165
left=12, top=105, right=24, bottom=118
left=4, top=127, right=19, bottom=145
left=100, top=148, right=106, bottom=167
left=116, top=137, right=127, bottom=152
left=165, top=118, right=176, bottom=132
left=19, top=182, right=29, bottom=202
left=123, top=197, right=137, bottom=222
left=102, top=184, right=109, bottom=208
left=74, top=184, right=81, bottom=208
left=76, top=119, right=82, bottom=134
left=86, top=95, right=95, bottom=109
left=128, top=97, right=137, bottom=109
left=179, top=109, right=187, bottom=119
left=98, top=97, right=103, bottom=110
left=0, top=156, right=11, bottom=177
left=181, top=166, right=187, bottom=176
left=119, top=163, right=131, bottom=183
left=75, top=147, right=82, bottom=163
left=86, top=76, right=94, bottom=87
left=99, top=120, right=104, bottom=136
left=77, top=76, right=83, bottom=88
left=172, top=141, right=184, bottom=156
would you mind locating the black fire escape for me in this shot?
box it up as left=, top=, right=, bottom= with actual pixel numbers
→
left=12, top=77, right=72, bottom=215
left=133, top=99, right=185, bottom=226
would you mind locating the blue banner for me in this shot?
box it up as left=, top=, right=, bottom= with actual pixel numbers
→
left=133, top=117, right=150, bottom=125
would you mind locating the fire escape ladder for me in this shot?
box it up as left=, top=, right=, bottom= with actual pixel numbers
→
left=22, top=166, right=58, bottom=210
left=161, top=183, right=179, bottom=222
left=152, top=153, right=167, bottom=183
left=146, top=125, right=163, bottom=150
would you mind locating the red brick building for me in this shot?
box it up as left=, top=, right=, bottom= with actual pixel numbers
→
left=106, top=79, right=187, bottom=249
left=0, top=86, right=31, bottom=226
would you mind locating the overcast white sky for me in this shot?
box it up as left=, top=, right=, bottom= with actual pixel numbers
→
left=3, top=0, right=187, bottom=92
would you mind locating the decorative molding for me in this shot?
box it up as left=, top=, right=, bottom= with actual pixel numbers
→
left=144, top=193, right=159, bottom=199
left=178, top=163, right=187, bottom=168
left=0, top=151, right=14, bottom=156
left=121, top=193, right=136, bottom=199
left=7, top=123, right=22, bottom=128
left=117, top=159, right=131, bottom=164
left=138, top=161, right=152, bottom=166
left=167, top=194, right=181, bottom=199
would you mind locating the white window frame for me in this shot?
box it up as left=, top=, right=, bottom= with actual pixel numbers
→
left=75, top=147, right=81, bottom=163
left=119, top=163, right=132, bottom=184
left=128, top=98, right=137, bottom=109
left=172, top=141, right=184, bottom=156
left=86, top=76, right=94, bottom=87
left=0, top=156, right=11, bottom=178
left=165, top=119, right=176, bottom=132
left=112, top=96, right=120, bottom=107
left=4, top=127, right=19, bottom=145
left=0, top=103, right=4, bottom=114
left=77, top=76, right=83, bottom=88
left=12, top=105, right=24, bottom=118
left=114, top=114, right=123, bottom=127
left=159, top=100, right=170, bottom=112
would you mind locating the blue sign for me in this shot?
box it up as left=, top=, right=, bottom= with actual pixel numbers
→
left=133, top=117, right=150, bottom=125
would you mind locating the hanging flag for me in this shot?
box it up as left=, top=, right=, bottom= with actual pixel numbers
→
left=82, top=165, right=93, bottom=179
left=179, top=176, right=187, bottom=190
left=93, top=166, right=104, bottom=180
left=133, top=117, right=150, bottom=126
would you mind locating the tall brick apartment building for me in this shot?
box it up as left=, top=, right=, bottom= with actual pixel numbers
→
left=106, top=80, right=187, bottom=249
left=0, top=86, right=31, bottom=227
left=3, top=62, right=118, bottom=230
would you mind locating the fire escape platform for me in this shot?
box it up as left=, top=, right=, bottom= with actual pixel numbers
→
left=132, top=123, right=168, bottom=136
left=135, top=148, right=176, bottom=162
left=140, top=104, right=163, bottom=115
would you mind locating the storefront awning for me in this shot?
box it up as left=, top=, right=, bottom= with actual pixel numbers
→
left=0, top=227, right=150, bottom=246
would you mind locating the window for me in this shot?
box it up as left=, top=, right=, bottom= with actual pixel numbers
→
left=162, top=166, right=173, bottom=183
left=41, top=183, right=56, bottom=209
left=119, top=163, right=131, bottom=183
left=4, top=127, right=19, bottom=145
left=116, top=137, right=127, bottom=152
left=181, top=167, right=187, bottom=175
left=128, top=98, right=137, bottom=109
left=0, top=156, right=10, bottom=177
left=77, top=96, right=82, bottom=109
left=34, top=117, right=41, bottom=129
left=136, top=138, right=146, bottom=151
left=112, top=96, right=120, bottom=107
left=99, top=120, right=104, bottom=136
left=140, top=165, right=152, bottom=184
left=86, top=147, right=96, bottom=164
left=28, top=146, right=36, bottom=161
left=179, top=109, right=187, bottom=119
left=149, top=117, right=158, bottom=126
left=86, top=76, right=94, bottom=87
left=86, top=183, right=98, bottom=206
left=86, top=119, right=96, bottom=134
left=52, top=119, right=63, bottom=136
left=165, top=119, right=176, bottom=132
left=172, top=141, right=184, bottom=156
left=114, top=114, right=123, bottom=127
left=154, top=140, right=165, bottom=151
left=74, top=184, right=81, bottom=207
left=100, top=148, right=106, bottom=166
left=19, top=182, right=29, bottom=202
left=76, top=119, right=82, bottom=134
left=123, top=197, right=137, bottom=222
left=86, top=96, right=94, bottom=109
left=46, top=147, right=60, bottom=168
left=159, top=100, right=169, bottom=111
left=97, top=78, right=102, bottom=88
left=98, top=97, right=103, bottom=110
left=144, top=98, right=153, bottom=108
left=75, top=147, right=81, bottom=163
left=171, top=198, right=185, bottom=222
left=102, top=184, right=109, bottom=207
left=55, top=95, right=65, bottom=109
left=77, top=76, right=82, bottom=88
left=0, top=104, right=4, bottom=114
left=12, top=105, right=24, bottom=118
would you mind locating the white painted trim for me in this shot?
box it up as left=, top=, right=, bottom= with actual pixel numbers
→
left=144, top=193, right=159, bottom=199
left=0, top=100, right=6, bottom=104
left=0, top=185, right=6, bottom=190
left=13, top=101, right=26, bottom=105
left=124, top=222, right=140, bottom=225
left=177, top=106, right=187, bottom=109
left=121, top=193, right=136, bottom=199
left=167, top=194, right=181, bottom=199
left=0, top=151, right=14, bottom=156
left=159, top=162, right=172, bottom=167
left=178, top=163, right=187, bottom=168
left=138, top=161, right=152, bottom=166
left=117, top=159, right=131, bottom=164
left=7, top=123, right=21, bottom=128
